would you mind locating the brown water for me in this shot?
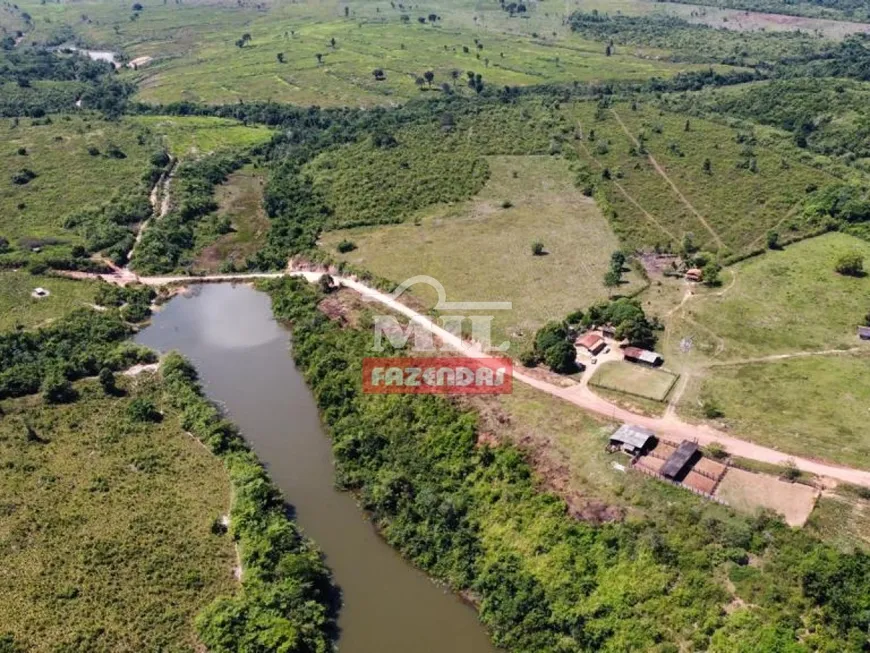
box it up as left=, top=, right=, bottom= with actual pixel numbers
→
left=135, top=283, right=497, bottom=653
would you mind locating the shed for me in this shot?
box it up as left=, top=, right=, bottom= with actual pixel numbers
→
left=577, top=332, right=606, bottom=355
left=660, top=440, right=699, bottom=479
left=623, top=346, right=663, bottom=367
left=685, top=268, right=703, bottom=282
left=859, top=326, right=870, bottom=340
left=609, top=424, right=656, bottom=455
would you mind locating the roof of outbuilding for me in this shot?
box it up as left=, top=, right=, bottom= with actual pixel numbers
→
left=624, top=347, right=662, bottom=363
left=577, top=332, right=604, bottom=349
left=610, top=424, right=656, bottom=449
left=661, top=441, right=699, bottom=478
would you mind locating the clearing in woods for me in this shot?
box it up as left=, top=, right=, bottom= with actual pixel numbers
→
left=194, top=166, right=270, bottom=272
left=323, top=155, right=644, bottom=349
left=128, top=116, right=274, bottom=157
left=0, top=270, right=100, bottom=332
left=660, top=234, right=870, bottom=469
left=666, top=233, right=870, bottom=363
left=0, top=376, right=236, bottom=651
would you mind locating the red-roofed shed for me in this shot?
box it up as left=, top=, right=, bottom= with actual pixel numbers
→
left=577, top=332, right=606, bottom=355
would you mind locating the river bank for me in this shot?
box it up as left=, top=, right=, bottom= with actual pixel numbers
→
left=135, top=283, right=497, bottom=653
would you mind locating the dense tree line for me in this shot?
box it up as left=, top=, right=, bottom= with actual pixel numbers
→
left=159, top=353, right=336, bottom=653
left=569, top=11, right=832, bottom=66
left=266, top=275, right=870, bottom=653
left=661, top=78, right=870, bottom=159
left=663, top=0, right=870, bottom=23
left=0, top=50, right=133, bottom=117
left=0, top=309, right=151, bottom=400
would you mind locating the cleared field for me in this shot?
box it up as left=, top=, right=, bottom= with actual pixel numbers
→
left=0, top=270, right=100, bottom=331
left=569, top=100, right=841, bottom=254
left=0, top=115, right=155, bottom=246
left=129, top=116, right=273, bottom=157
left=323, top=155, right=644, bottom=351
left=0, top=377, right=236, bottom=651
left=13, top=0, right=726, bottom=107
left=194, top=166, right=269, bottom=272
left=681, top=352, right=870, bottom=468
left=589, top=360, right=678, bottom=401
left=668, top=233, right=870, bottom=363
left=715, top=467, right=818, bottom=526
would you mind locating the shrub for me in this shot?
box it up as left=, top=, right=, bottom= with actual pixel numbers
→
left=701, top=397, right=724, bottom=419
left=705, top=442, right=728, bottom=460
left=501, top=199, right=513, bottom=209
left=11, top=168, right=37, bottom=185
left=98, top=367, right=117, bottom=395
left=518, top=349, right=539, bottom=367
left=531, top=241, right=545, bottom=256
left=766, top=230, right=780, bottom=250
left=702, top=261, right=722, bottom=287
left=781, top=459, right=801, bottom=482
left=41, top=368, right=76, bottom=404
left=127, top=398, right=160, bottom=422
left=336, top=239, right=357, bottom=253
left=835, top=253, right=864, bottom=277
left=27, top=260, right=48, bottom=275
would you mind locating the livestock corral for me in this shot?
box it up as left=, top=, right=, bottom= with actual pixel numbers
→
left=610, top=425, right=819, bottom=526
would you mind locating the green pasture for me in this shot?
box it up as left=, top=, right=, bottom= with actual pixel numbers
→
left=323, top=154, right=644, bottom=350
left=0, top=376, right=236, bottom=651
left=0, top=115, right=154, bottom=246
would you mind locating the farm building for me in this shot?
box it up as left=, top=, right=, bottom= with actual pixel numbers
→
left=577, top=332, right=606, bottom=355
left=685, top=268, right=703, bottom=282
left=660, top=441, right=700, bottom=480
left=623, top=347, right=663, bottom=367
left=609, top=424, right=656, bottom=455
left=859, top=326, right=870, bottom=340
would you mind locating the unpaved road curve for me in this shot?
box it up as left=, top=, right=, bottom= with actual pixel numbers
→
left=67, top=269, right=870, bottom=488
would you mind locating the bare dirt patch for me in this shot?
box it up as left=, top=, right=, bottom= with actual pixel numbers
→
left=715, top=467, right=818, bottom=526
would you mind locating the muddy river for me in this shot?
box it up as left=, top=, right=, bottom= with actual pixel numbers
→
left=135, top=283, right=497, bottom=653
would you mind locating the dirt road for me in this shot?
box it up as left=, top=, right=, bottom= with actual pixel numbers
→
left=64, top=268, right=870, bottom=487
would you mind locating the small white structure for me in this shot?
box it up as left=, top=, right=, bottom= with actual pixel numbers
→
left=31, top=287, right=50, bottom=299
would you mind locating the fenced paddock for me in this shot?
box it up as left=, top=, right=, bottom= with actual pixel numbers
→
left=714, top=468, right=818, bottom=526
left=589, top=361, right=678, bottom=402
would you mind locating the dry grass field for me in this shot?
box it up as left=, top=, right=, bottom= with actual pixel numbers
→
left=323, top=155, right=644, bottom=351
left=194, top=166, right=270, bottom=272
